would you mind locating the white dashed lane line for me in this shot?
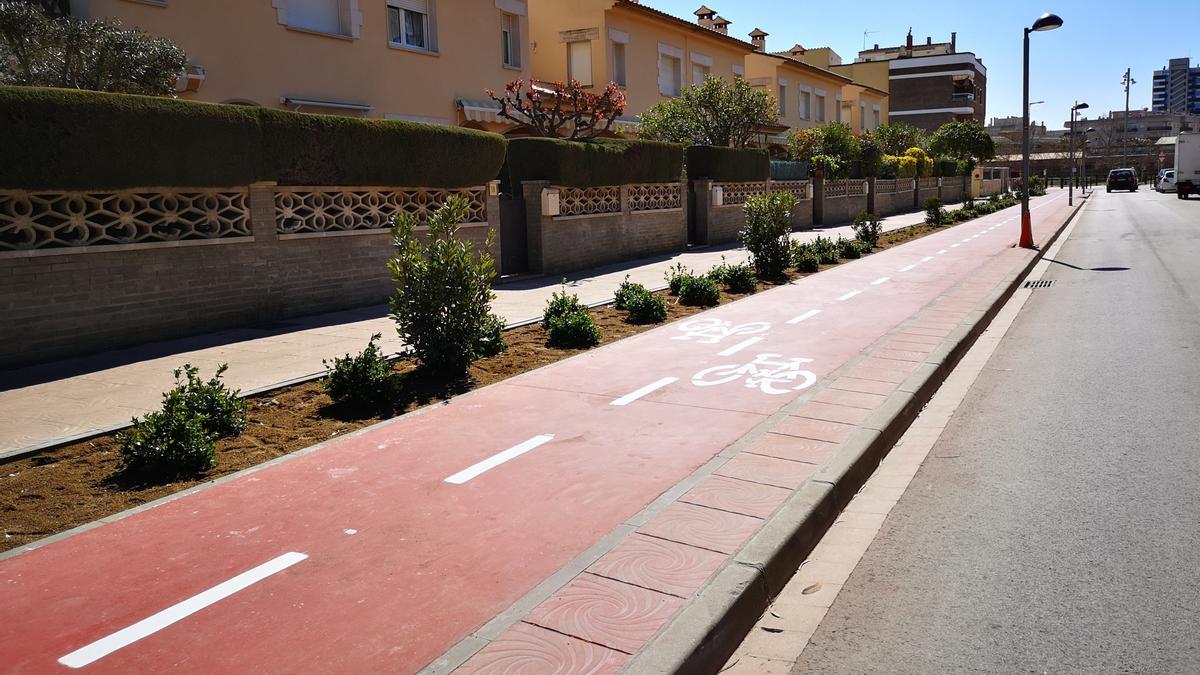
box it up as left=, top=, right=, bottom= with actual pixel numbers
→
left=787, top=309, right=821, bottom=325
left=871, top=277, right=890, bottom=285
left=837, top=290, right=862, bottom=301
left=444, top=434, right=556, bottom=483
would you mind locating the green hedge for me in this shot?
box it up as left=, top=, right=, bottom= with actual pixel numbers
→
left=770, top=160, right=810, bottom=181
left=0, top=86, right=262, bottom=190
left=686, top=146, right=769, bottom=182
left=504, top=137, right=684, bottom=190
left=0, top=86, right=506, bottom=189
left=933, top=159, right=961, bottom=178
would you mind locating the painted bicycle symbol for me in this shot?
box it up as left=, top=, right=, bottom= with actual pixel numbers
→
left=673, top=318, right=771, bottom=345
left=692, top=353, right=817, bottom=395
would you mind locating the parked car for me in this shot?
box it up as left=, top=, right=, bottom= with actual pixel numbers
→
left=1106, top=168, right=1138, bottom=192
left=1157, top=169, right=1177, bottom=192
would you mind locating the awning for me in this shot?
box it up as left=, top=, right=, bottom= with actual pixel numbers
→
left=613, top=117, right=641, bottom=133
left=765, top=133, right=790, bottom=145
left=280, top=97, right=372, bottom=112
left=457, top=98, right=520, bottom=126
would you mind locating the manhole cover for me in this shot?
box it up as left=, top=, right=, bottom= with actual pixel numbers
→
left=1023, top=279, right=1056, bottom=289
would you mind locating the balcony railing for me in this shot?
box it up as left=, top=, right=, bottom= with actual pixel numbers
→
left=951, top=92, right=976, bottom=102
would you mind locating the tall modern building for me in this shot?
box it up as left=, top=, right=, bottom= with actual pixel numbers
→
left=856, top=31, right=986, bottom=133
left=1152, top=58, right=1200, bottom=114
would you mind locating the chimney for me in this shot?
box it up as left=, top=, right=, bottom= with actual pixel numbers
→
left=906, top=28, right=913, bottom=50
left=873, top=43, right=879, bottom=50
left=788, top=43, right=805, bottom=57
left=926, top=36, right=932, bottom=45
left=749, top=27, right=767, bottom=52
left=694, top=5, right=716, bottom=29
left=712, top=15, right=730, bottom=35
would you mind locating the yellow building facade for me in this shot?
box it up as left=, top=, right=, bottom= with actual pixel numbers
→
left=69, top=0, right=532, bottom=132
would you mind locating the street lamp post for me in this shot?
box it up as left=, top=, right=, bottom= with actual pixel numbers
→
left=1121, top=68, right=1136, bottom=168
left=1021, top=12, right=1063, bottom=249
left=1068, top=101, right=1088, bottom=206
left=1081, top=127, right=1095, bottom=194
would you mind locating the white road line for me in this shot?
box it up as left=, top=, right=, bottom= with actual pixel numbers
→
left=717, top=337, right=763, bottom=357
left=937, top=250, right=948, bottom=255
left=838, top=290, right=862, bottom=301
left=921, top=256, right=935, bottom=262
left=58, top=552, right=308, bottom=669
left=950, top=243, right=961, bottom=248
left=444, top=434, right=555, bottom=483
left=898, top=264, right=917, bottom=272
left=787, top=309, right=822, bottom=324
left=871, top=277, right=890, bottom=285
left=609, top=378, right=678, bottom=407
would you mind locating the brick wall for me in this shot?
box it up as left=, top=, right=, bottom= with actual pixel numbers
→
left=940, top=178, right=966, bottom=204
left=692, top=180, right=813, bottom=246
left=822, top=194, right=869, bottom=226
left=522, top=181, right=687, bottom=275
left=0, top=183, right=498, bottom=367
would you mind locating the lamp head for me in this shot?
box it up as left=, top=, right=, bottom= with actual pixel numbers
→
left=1073, top=102, right=1089, bottom=110
left=1030, top=13, right=1064, bottom=31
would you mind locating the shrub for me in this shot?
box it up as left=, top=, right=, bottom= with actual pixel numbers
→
left=856, top=240, right=874, bottom=256
left=904, top=147, right=934, bottom=177
left=838, top=236, right=861, bottom=259
left=739, top=192, right=796, bottom=280
left=707, top=256, right=758, bottom=294
left=925, top=197, right=947, bottom=225
left=116, top=363, right=246, bottom=478
left=389, top=195, right=499, bottom=373
left=503, top=136, right=683, bottom=191
left=322, top=333, right=394, bottom=407
left=624, top=288, right=668, bottom=324
left=613, top=275, right=642, bottom=310
left=852, top=211, right=883, bottom=248
left=964, top=196, right=976, bottom=210
left=543, top=289, right=601, bottom=348
left=664, top=262, right=694, bottom=295
left=795, top=250, right=820, bottom=273
left=1028, top=176, right=1047, bottom=197
left=476, top=313, right=507, bottom=358
left=811, top=235, right=840, bottom=265
left=0, top=85, right=506, bottom=190
left=677, top=274, right=721, bottom=307
left=686, top=145, right=769, bottom=181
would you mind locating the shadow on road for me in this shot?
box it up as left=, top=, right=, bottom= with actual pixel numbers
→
left=1045, top=258, right=1130, bottom=272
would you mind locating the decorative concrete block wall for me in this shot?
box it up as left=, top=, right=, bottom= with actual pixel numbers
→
left=521, top=181, right=687, bottom=275
left=0, top=182, right=500, bottom=367
left=691, top=179, right=813, bottom=245
left=819, top=179, right=869, bottom=226
left=869, top=179, right=917, bottom=217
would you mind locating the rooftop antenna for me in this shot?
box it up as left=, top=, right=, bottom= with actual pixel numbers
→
left=863, top=29, right=879, bottom=50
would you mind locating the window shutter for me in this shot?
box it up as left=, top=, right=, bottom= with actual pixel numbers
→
left=391, top=0, right=428, bottom=12
left=568, top=41, right=592, bottom=86
left=288, top=0, right=343, bottom=34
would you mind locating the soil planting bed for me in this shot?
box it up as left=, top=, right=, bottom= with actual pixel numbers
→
left=0, top=216, right=978, bottom=553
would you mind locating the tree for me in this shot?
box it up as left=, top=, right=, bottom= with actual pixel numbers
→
left=486, top=78, right=626, bottom=140
left=638, top=75, right=778, bottom=148
left=929, top=120, right=996, bottom=164
left=787, top=122, right=861, bottom=177
left=0, top=2, right=186, bottom=95
left=869, top=123, right=929, bottom=155
left=15, top=0, right=68, bottom=17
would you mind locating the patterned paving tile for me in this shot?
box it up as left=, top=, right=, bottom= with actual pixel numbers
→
left=885, top=332, right=941, bottom=346
left=716, top=452, right=817, bottom=490
left=743, top=432, right=838, bottom=465
left=523, top=573, right=684, bottom=655
left=829, top=377, right=897, bottom=397
left=680, top=474, right=791, bottom=519
left=772, top=416, right=855, bottom=444
left=789, top=401, right=870, bottom=426
left=457, top=621, right=628, bottom=674
left=638, top=502, right=762, bottom=555
left=857, top=356, right=920, bottom=373
left=587, top=533, right=726, bottom=598
left=871, top=348, right=928, bottom=363
left=842, top=365, right=909, bottom=384
left=812, top=388, right=888, bottom=411
left=884, top=340, right=938, bottom=354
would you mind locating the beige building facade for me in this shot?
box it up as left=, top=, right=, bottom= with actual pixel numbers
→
left=70, top=0, right=532, bottom=133
left=786, top=45, right=890, bottom=135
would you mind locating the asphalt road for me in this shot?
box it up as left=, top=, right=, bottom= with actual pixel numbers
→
left=796, top=188, right=1200, bottom=673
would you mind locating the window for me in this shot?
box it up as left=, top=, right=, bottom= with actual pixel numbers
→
left=692, top=64, right=710, bottom=85
left=778, top=84, right=787, bottom=116
left=611, top=42, right=626, bottom=87
left=815, top=94, right=826, bottom=122
left=799, top=90, right=811, bottom=120
left=860, top=103, right=866, bottom=128
left=501, top=12, right=519, bottom=67
left=658, top=51, right=682, bottom=96
left=388, top=0, right=433, bottom=50
left=568, top=41, right=592, bottom=86
left=835, top=97, right=842, bottom=123
left=285, top=0, right=346, bottom=35
left=873, top=107, right=881, bottom=129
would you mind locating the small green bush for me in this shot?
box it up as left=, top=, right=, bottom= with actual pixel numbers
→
left=476, top=313, right=507, bottom=358
left=795, top=251, right=820, bottom=273
left=964, top=196, right=976, bottom=210
left=116, top=363, right=246, bottom=479
left=811, top=236, right=840, bottom=265
left=707, top=256, right=758, bottom=294
left=838, top=236, right=861, bottom=259
left=624, top=288, right=668, bottom=324
left=614, top=275, right=641, bottom=310
left=740, top=192, right=796, bottom=280
left=665, top=262, right=694, bottom=295
left=544, top=289, right=601, bottom=348
left=851, top=211, right=883, bottom=249
left=677, top=274, right=721, bottom=307
left=389, top=196, right=499, bottom=373
left=687, top=145, right=770, bottom=181
left=856, top=240, right=874, bottom=256
left=1028, top=175, right=1047, bottom=197
left=322, top=333, right=394, bottom=407
left=925, top=197, right=947, bottom=225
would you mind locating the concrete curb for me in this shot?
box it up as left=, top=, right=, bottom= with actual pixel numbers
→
left=622, top=194, right=1089, bottom=674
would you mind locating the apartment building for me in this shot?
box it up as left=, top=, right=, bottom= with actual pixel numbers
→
left=1152, top=58, right=1200, bottom=115
left=856, top=31, right=986, bottom=133
left=69, top=0, right=532, bottom=133
left=526, top=0, right=756, bottom=131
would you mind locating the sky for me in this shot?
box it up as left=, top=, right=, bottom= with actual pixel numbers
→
left=646, top=0, right=1200, bottom=129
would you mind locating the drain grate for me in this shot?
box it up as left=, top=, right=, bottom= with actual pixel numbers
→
left=1023, top=279, right=1056, bottom=289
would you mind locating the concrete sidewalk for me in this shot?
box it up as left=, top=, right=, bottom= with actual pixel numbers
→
left=0, top=204, right=959, bottom=457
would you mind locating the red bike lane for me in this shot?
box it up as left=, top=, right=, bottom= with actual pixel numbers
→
left=0, top=193, right=1073, bottom=673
